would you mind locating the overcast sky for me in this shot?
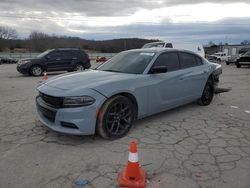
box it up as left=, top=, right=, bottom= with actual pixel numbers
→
left=0, top=0, right=250, bottom=44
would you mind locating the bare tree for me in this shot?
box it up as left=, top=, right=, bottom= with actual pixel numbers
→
left=0, top=26, right=18, bottom=39
left=241, top=40, right=250, bottom=45
left=29, top=31, right=49, bottom=40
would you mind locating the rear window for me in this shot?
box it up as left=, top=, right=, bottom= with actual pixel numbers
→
left=179, top=52, right=202, bottom=69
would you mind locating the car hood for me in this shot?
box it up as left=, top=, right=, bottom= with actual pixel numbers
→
left=43, top=70, right=137, bottom=91
left=21, top=58, right=39, bottom=61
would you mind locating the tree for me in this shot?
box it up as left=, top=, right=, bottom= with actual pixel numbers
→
left=240, top=40, right=250, bottom=45
left=29, top=31, right=51, bottom=51
left=29, top=31, right=49, bottom=40
left=0, top=26, right=18, bottom=39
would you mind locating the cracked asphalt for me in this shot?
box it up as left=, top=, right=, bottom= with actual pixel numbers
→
left=0, top=64, right=250, bottom=188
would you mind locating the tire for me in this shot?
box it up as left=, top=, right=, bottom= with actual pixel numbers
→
left=97, top=95, right=136, bottom=139
left=236, top=62, right=241, bottom=68
left=198, top=80, right=214, bottom=106
left=30, top=65, right=43, bottom=76
left=226, top=62, right=229, bottom=65
left=73, top=63, right=85, bottom=71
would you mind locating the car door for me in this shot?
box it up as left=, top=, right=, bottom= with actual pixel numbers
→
left=178, top=52, right=209, bottom=101
left=60, top=51, right=76, bottom=70
left=146, top=52, right=186, bottom=115
left=46, top=51, right=70, bottom=71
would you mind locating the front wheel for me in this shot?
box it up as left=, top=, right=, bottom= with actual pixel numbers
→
left=198, top=81, right=214, bottom=106
left=226, top=62, right=229, bottom=65
left=97, top=95, right=135, bottom=139
left=30, top=65, right=43, bottom=76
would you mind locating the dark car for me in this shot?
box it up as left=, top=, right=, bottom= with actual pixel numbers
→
left=236, top=51, right=250, bottom=68
left=17, top=48, right=91, bottom=76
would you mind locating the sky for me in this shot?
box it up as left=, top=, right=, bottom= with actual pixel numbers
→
left=0, top=0, right=250, bottom=44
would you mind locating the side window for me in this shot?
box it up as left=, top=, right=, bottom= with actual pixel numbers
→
left=179, top=52, right=202, bottom=69
left=195, top=56, right=203, bottom=65
left=61, top=51, right=74, bottom=59
left=48, top=52, right=61, bottom=59
left=152, top=52, right=180, bottom=72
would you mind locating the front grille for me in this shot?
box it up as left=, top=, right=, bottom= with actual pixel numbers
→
left=36, top=98, right=57, bottom=122
left=39, top=104, right=56, bottom=122
left=40, top=92, right=63, bottom=108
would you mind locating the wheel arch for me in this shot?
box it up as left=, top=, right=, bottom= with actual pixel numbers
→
left=207, top=74, right=215, bottom=92
left=99, top=92, right=139, bottom=119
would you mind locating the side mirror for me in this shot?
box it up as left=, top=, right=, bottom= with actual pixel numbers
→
left=150, top=66, right=168, bottom=74
left=45, top=56, right=50, bottom=60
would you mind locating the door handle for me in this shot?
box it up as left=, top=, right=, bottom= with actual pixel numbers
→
left=56, top=58, right=61, bottom=61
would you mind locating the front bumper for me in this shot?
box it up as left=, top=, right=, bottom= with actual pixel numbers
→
left=36, top=94, right=104, bottom=135
left=17, top=64, right=29, bottom=74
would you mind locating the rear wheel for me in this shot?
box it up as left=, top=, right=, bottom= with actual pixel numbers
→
left=30, top=65, right=43, bottom=76
left=73, top=63, right=85, bottom=71
left=226, top=62, right=229, bottom=65
left=97, top=95, right=135, bottom=139
left=198, top=80, right=214, bottom=106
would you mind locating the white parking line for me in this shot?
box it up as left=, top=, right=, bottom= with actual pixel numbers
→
left=231, top=106, right=239, bottom=109
left=245, top=110, right=250, bottom=114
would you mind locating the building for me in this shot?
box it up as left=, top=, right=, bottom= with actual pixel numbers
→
left=222, top=44, right=250, bottom=56
left=204, top=44, right=250, bottom=56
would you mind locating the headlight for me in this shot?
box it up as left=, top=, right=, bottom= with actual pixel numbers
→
left=19, top=60, right=31, bottom=64
left=63, top=96, right=95, bottom=107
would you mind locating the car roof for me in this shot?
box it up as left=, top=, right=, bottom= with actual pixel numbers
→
left=126, top=48, right=201, bottom=56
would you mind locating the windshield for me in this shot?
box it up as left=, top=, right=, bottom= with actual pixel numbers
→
left=97, top=51, right=155, bottom=74
left=142, top=42, right=165, bottom=48
left=37, top=50, right=53, bottom=58
left=243, top=51, right=250, bottom=56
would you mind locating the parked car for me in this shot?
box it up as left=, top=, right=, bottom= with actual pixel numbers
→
left=17, top=48, right=91, bottom=76
left=0, top=57, right=17, bottom=64
left=226, top=55, right=238, bottom=65
left=96, top=56, right=108, bottom=63
left=239, top=47, right=250, bottom=54
left=142, top=42, right=205, bottom=57
left=226, top=51, right=249, bottom=65
left=208, top=52, right=229, bottom=62
left=235, top=51, right=250, bottom=68
left=36, top=48, right=222, bottom=139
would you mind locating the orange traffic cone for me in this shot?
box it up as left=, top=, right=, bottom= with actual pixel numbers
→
left=118, top=141, right=146, bottom=188
left=42, top=72, right=48, bottom=80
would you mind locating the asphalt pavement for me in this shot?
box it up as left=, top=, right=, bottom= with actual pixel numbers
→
left=0, top=63, right=249, bottom=188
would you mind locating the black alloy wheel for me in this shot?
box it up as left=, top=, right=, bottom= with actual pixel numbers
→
left=198, top=81, right=214, bottom=106
left=97, top=95, right=135, bottom=139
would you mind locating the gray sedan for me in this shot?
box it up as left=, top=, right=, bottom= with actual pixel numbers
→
left=36, top=48, right=222, bottom=139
